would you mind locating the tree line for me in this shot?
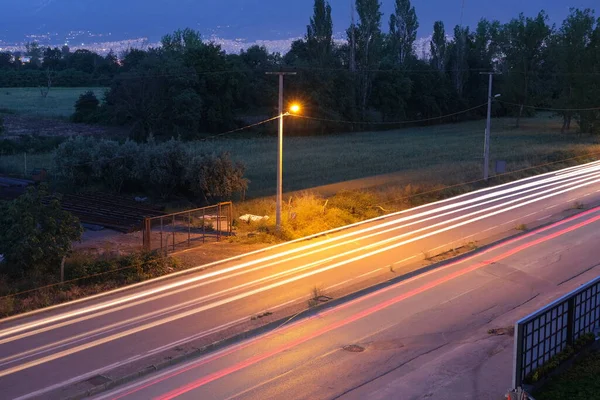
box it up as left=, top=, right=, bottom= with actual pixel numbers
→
left=1, top=0, right=599, bottom=138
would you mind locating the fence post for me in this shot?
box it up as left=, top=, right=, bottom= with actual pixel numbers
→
left=217, top=203, right=222, bottom=242
left=160, top=217, right=164, bottom=255
left=567, top=297, right=575, bottom=345
left=513, top=323, right=525, bottom=388
left=229, top=202, right=233, bottom=235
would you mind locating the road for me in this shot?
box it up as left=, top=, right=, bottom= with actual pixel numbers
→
left=2, top=161, right=600, bottom=399
left=94, top=194, right=600, bottom=400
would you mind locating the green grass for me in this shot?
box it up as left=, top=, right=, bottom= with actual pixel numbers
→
left=0, top=87, right=108, bottom=118
left=194, top=115, right=600, bottom=197
left=535, top=350, right=600, bottom=400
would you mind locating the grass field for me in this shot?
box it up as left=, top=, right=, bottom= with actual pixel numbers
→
left=1, top=115, right=599, bottom=197
left=0, top=87, right=108, bottom=117
left=195, top=115, right=600, bottom=197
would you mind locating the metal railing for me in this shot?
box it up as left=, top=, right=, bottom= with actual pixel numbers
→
left=513, top=275, right=600, bottom=388
left=142, top=202, right=233, bottom=254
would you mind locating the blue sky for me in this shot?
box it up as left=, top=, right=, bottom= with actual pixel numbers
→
left=1, top=0, right=598, bottom=42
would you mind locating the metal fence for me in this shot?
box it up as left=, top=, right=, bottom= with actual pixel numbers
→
left=142, top=202, right=233, bottom=254
left=513, top=275, right=600, bottom=388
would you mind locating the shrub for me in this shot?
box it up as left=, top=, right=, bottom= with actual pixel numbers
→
left=53, top=137, right=248, bottom=201
left=71, top=91, right=100, bottom=123
left=186, top=152, right=248, bottom=203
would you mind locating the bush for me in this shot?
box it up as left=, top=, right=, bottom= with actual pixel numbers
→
left=186, top=152, right=248, bottom=203
left=71, top=91, right=100, bottom=123
left=53, top=137, right=247, bottom=201
left=0, top=116, right=4, bottom=135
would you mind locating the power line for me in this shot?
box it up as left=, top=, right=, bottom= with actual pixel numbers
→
left=293, top=103, right=488, bottom=126
left=497, top=100, right=600, bottom=112
left=375, top=149, right=600, bottom=207
left=198, top=115, right=280, bottom=141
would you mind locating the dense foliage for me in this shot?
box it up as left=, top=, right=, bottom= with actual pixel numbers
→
left=1, top=2, right=599, bottom=137
left=53, top=137, right=248, bottom=201
left=0, top=185, right=83, bottom=279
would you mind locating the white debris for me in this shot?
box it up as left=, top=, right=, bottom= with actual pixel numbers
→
left=239, top=214, right=270, bottom=223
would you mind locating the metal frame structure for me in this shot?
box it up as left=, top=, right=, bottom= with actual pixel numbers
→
left=142, top=202, right=233, bottom=254
left=513, top=275, right=600, bottom=388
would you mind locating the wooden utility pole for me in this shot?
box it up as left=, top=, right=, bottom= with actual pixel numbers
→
left=266, top=71, right=296, bottom=232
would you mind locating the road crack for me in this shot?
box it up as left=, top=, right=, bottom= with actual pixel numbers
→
left=329, top=343, right=450, bottom=400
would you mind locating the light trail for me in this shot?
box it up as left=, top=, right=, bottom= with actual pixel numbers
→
left=118, top=209, right=600, bottom=400
left=2, top=167, right=599, bottom=352
left=3, top=162, right=600, bottom=341
left=2, top=174, right=600, bottom=379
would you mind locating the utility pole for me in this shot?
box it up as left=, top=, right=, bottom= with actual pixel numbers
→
left=480, top=72, right=498, bottom=181
left=266, top=71, right=296, bottom=232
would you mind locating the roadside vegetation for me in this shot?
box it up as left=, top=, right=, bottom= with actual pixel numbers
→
left=535, top=348, right=600, bottom=400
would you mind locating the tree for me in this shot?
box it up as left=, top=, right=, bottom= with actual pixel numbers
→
left=72, top=91, right=100, bottom=123
left=389, top=0, right=419, bottom=65
left=42, top=47, right=64, bottom=70
left=430, top=21, right=447, bottom=71
left=186, top=153, right=249, bottom=202
left=447, top=25, right=471, bottom=97
left=61, top=45, right=71, bottom=58
left=0, top=185, right=83, bottom=278
left=499, top=11, right=552, bottom=127
left=0, top=52, right=13, bottom=69
left=551, top=9, right=597, bottom=132
left=306, top=0, right=334, bottom=65
left=349, top=0, right=384, bottom=117
left=161, top=28, right=203, bottom=53
left=25, top=42, right=42, bottom=67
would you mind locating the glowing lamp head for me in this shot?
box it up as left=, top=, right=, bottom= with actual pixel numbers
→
left=290, top=104, right=301, bottom=114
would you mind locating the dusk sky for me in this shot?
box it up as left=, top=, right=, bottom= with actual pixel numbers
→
left=1, top=0, right=598, bottom=43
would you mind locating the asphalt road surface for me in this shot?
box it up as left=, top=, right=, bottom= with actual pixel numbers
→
left=2, top=161, right=600, bottom=399
left=95, top=191, right=600, bottom=400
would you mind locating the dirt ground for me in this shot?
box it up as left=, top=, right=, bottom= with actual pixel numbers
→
left=2, top=114, right=127, bottom=138
left=74, top=227, right=268, bottom=267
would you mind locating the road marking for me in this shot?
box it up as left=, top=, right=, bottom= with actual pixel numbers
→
left=537, top=215, right=552, bottom=221
left=357, top=268, right=384, bottom=279
left=394, top=256, right=417, bottom=265
left=482, top=225, right=499, bottom=233
left=546, top=204, right=559, bottom=210
left=325, top=279, right=355, bottom=291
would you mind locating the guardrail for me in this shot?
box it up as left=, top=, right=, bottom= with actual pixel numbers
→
left=142, top=202, right=233, bottom=254
left=513, top=275, right=600, bottom=388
